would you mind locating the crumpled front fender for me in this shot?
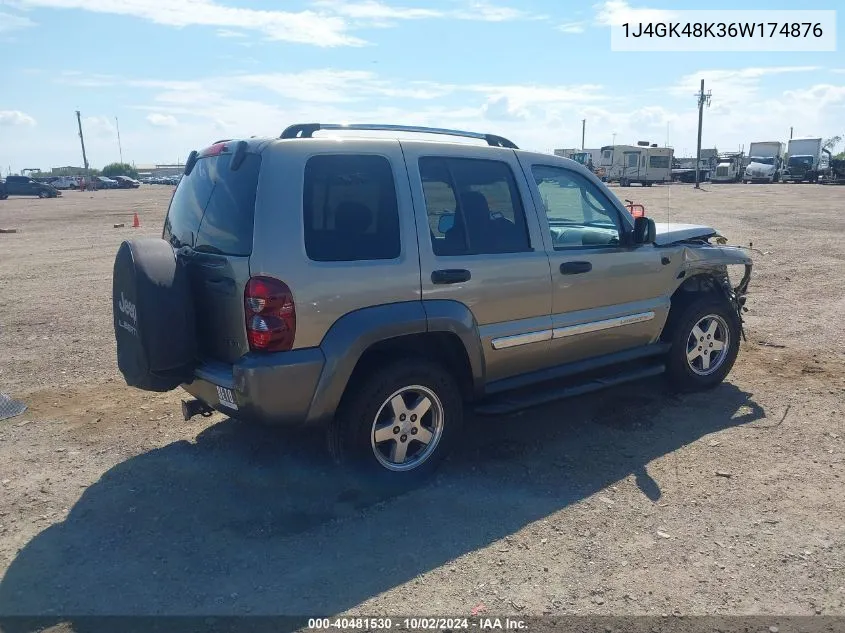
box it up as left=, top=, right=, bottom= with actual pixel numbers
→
left=679, top=244, right=752, bottom=295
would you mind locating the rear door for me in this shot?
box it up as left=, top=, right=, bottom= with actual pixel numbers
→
left=162, top=143, right=262, bottom=364
left=401, top=142, right=553, bottom=383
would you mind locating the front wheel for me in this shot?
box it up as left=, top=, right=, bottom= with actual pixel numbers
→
left=328, top=358, right=463, bottom=489
left=38, top=190, right=49, bottom=198
left=665, top=297, right=741, bottom=391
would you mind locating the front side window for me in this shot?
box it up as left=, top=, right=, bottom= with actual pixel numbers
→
left=419, top=157, right=531, bottom=256
left=532, top=165, right=623, bottom=249
left=303, top=154, right=401, bottom=262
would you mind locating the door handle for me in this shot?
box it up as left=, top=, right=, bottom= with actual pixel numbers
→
left=431, top=269, right=471, bottom=284
left=559, top=261, right=592, bottom=275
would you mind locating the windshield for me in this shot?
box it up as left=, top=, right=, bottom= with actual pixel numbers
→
left=749, top=156, right=775, bottom=165
left=788, top=155, right=814, bottom=167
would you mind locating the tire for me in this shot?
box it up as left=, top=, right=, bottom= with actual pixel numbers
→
left=112, top=238, right=197, bottom=391
left=38, top=190, right=49, bottom=199
left=664, top=297, right=741, bottom=392
left=328, top=357, right=463, bottom=489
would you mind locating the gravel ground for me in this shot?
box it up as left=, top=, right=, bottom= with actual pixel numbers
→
left=0, top=184, right=843, bottom=622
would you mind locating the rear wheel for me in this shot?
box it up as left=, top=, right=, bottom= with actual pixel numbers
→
left=665, top=297, right=741, bottom=391
left=329, top=358, right=463, bottom=489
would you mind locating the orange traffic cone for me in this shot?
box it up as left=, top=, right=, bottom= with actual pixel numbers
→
left=132, top=213, right=140, bottom=228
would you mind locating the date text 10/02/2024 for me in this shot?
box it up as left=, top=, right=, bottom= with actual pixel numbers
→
left=307, top=618, right=528, bottom=630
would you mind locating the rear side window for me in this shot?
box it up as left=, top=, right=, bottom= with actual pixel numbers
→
left=649, top=155, right=670, bottom=169
left=303, top=154, right=400, bottom=262
left=163, top=151, right=261, bottom=256
left=419, top=157, right=530, bottom=256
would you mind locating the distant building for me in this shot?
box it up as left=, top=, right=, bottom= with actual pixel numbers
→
left=135, top=163, right=183, bottom=178
left=51, top=166, right=88, bottom=176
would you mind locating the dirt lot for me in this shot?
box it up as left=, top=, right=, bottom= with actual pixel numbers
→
left=0, top=184, right=844, bottom=621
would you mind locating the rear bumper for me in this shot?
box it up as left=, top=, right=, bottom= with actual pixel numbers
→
left=182, top=347, right=325, bottom=426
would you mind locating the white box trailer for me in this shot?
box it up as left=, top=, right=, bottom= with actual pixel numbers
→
left=599, top=144, right=674, bottom=186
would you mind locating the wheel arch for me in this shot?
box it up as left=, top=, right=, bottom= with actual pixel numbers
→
left=306, top=300, right=484, bottom=426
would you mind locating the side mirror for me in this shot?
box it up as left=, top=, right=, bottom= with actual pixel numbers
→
left=438, top=212, right=455, bottom=234
left=632, top=216, right=656, bottom=245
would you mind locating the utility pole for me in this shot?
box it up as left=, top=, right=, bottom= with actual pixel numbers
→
left=694, top=79, right=711, bottom=189
left=581, top=119, right=586, bottom=150
left=789, top=126, right=793, bottom=140
left=115, top=116, right=124, bottom=164
left=75, top=110, right=90, bottom=178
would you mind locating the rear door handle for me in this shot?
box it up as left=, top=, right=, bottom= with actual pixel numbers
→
left=559, top=261, right=592, bottom=275
left=431, top=269, right=471, bottom=284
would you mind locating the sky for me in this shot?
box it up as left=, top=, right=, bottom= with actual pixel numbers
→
left=0, top=0, right=843, bottom=172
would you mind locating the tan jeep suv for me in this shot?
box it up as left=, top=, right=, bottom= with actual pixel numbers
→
left=112, top=123, right=752, bottom=487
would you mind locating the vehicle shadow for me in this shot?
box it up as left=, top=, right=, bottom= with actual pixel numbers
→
left=0, top=379, right=765, bottom=629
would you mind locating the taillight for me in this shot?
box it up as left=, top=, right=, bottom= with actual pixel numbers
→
left=244, top=276, right=296, bottom=352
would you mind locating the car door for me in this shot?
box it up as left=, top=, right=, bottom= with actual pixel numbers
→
left=401, top=141, right=554, bottom=383
left=517, top=156, right=677, bottom=365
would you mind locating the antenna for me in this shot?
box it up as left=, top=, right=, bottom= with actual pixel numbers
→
left=115, top=116, right=124, bottom=164
left=694, top=79, right=712, bottom=189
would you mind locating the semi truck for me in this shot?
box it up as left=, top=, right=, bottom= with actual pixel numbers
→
left=782, top=137, right=824, bottom=183
left=599, top=143, right=674, bottom=186
left=711, top=152, right=745, bottom=183
left=743, top=141, right=783, bottom=183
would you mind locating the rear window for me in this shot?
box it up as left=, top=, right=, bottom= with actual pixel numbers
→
left=303, top=154, right=400, bottom=262
left=163, top=151, right=261, bottom=256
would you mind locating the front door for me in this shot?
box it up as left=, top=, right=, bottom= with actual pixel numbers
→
left=401, top=141, right=554, bottom=383
left=517, top=158, right=678, bottom=365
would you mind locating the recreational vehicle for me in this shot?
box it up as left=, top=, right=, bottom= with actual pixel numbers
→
left=599, top=143, right=674, bottom=186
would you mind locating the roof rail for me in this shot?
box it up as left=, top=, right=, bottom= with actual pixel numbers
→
left=279, top=123, right=519, bottom=149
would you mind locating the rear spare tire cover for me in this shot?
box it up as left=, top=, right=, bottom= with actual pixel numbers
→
left=112, top=238, right=196, bottom=391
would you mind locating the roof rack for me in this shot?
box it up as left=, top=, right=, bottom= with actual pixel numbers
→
left=279, top=123, right=519, bottom=149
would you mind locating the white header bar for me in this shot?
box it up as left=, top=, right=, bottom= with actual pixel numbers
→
left=611, top=10, right=836, bottom=52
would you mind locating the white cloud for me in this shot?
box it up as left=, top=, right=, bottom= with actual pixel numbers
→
left=146, top=113, right=179, bottom=127
left=235, top=70, right=454, bottom=103
left=13, top=0, right=365, bottom=46
left=0, top=110, right=36, bottom=126
left=313, top=0, right=543, bottom=23
left=666, top=66, right=821, bottom=107
left=216, top=28, right=246, bottom=38
left=82, top=115, right=116, bottom=137
left=593, top=0, right=676, bottom=27
left=11, top=0, right=545, bottom=46
left=557, top=21, right=586, bottom=34
left=0, top=11, right=36, bottom=33
left=311, top=0, right=441, bottom=21
left=454, top=1, right=545, bottom=22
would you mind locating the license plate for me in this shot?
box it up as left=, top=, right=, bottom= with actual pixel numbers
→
left=216, top=385, right=238, bottom=410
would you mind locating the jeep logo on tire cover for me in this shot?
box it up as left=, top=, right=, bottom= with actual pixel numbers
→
left=117, top=291, right=138, bottom=337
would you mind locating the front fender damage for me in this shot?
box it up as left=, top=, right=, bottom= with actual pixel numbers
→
left=677, top=244, right=753, bottom=340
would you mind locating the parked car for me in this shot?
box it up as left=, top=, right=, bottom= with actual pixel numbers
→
left=94, top=176, right=119, bottom=189
left=4, top=175, right=60, bottom=198
left=50, top=176, right=80, bottom=190
left=112, top=123, right=753, bottom=488
left=114, top=176, right=141, bottom=189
